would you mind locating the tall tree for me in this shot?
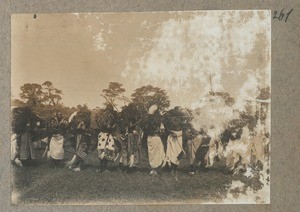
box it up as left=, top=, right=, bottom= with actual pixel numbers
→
left=131, top=85, right=170, bottom=112
left=101, top=82, right=127, bottom=110
left=42, top=81, right=63, bottom=106
left=19, top=83, right=43, bottom=106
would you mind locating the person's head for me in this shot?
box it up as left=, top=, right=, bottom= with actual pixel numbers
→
left=56, top=112, right=63, bottom=120
left=186, top=128, right=195, bottom=139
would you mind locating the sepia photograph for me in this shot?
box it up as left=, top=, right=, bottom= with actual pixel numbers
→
left=11, top=10, right=271, bottom=205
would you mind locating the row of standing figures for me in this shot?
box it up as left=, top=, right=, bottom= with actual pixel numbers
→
left=11, top=112, right=269, bottom=179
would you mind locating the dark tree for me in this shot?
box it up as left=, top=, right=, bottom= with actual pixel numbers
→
left=19, top=83, right=43, bottom=106
left=131, top=85, right=170, bottom=112
left=101, top=82, right=127, bottom=110
left=42, top=81, right=63, bottom=106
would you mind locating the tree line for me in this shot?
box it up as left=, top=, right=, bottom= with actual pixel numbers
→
left=12, top=81, right=172, bottom=121
left=12, top=80, right=269, bottom=136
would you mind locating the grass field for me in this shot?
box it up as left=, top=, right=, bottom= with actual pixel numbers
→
left=11, top=148, right=262, bottom=205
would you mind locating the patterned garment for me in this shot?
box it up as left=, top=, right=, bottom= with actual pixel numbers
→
left=97, top=132, right=117, bottom=161
left=75, top=134, right=88, bottom=159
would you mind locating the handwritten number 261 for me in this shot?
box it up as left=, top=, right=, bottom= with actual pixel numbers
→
left=273, top=9, right=293, bottom=22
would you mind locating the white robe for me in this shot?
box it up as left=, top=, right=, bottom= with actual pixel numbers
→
left=11, top=134, right=18, bottom=161
left=147, top=136, right=165, bottom=169
left=49, top=134, right=64, bottom=160
left=165, top=130, right=183, bottom=165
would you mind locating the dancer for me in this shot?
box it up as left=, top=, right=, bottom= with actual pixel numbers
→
left=97, top=132, right=117, bottom=172
left=145, top=109, right=166, bottom=176
left=47, top=112, right=68, bottom=169
left=186, top=127, right=203, bottom=175
left=127, top=125, right=141, bottom=171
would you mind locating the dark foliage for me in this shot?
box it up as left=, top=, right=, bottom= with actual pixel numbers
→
left=162, top=106, right=193, bottom=131
left=68, top=107, right=92, bottom=134
left=119, top=102, right=148, bottom=130
left=11, top=106, right=47, bottom=138
left=95, top=104, right=118, bottom=133
left=131, top=85, right=170, bottom=112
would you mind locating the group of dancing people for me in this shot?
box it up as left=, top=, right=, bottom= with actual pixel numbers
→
left=11, top=105, right=269, bottom=178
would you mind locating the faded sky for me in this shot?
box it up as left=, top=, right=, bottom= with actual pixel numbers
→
left=11, top=11, right=271, bottom=109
